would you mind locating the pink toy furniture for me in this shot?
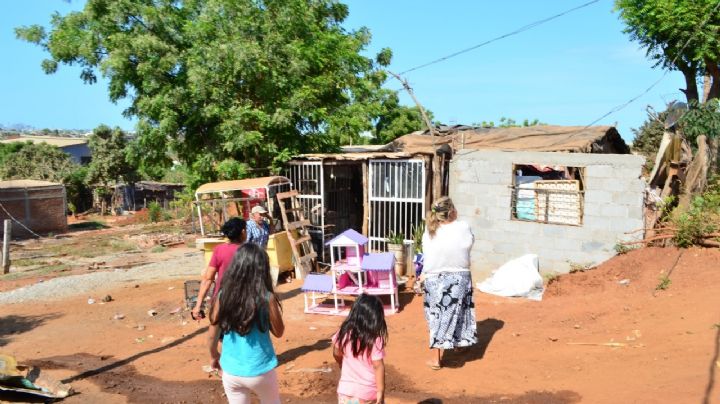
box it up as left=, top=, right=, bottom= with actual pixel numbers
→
left=300, top=229, right=397, bottom=316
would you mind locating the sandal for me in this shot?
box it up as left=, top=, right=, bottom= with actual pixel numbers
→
left=426, top=360, right=441, bottom=370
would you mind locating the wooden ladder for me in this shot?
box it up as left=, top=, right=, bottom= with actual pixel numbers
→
left=277, top=190, right=317, bottom=279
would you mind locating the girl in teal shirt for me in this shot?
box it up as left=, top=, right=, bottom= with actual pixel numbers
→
left=208, top=243, right=285, bottom=404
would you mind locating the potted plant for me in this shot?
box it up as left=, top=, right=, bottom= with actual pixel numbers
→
left=410, top=222, right=425, bottom=293
left=386, top=231, right=406, bottom=277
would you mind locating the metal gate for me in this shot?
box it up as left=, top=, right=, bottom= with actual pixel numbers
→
left=285, top=161, right=327, bottom=261
left=368, top=159, right=426, bottom=252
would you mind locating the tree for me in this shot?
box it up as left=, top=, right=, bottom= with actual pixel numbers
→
left=0, top=143, right=77, bottom=182
left=472, top=117, right=546, bottom=128
left=16, top=0, right=396, bottom=184
left=86, top=125, right=138, bottom=190
left=372, top=95, right=431, bottom=144
left=0, top=142, right=30, bottom=167
left=615, top=0, right=720, bottom=103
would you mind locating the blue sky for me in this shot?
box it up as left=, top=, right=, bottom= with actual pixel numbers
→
left=1, top=0, right=687, bottom=141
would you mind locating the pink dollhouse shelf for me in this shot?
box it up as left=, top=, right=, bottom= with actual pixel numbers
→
left=303, top=229, right=399, bottom=316
left=336, top=286, right=395, bottom=295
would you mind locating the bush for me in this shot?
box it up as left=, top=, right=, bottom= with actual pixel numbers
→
left=148, top=201, right=163, bottom=223
left=672, top=177, right=720, bottom=247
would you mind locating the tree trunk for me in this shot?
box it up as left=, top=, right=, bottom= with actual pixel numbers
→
left=709, top=136, right=719, bottom=176
left=704, top=60, right=720, bottom=102
left=702, top=72, right=712, bottom=103
left=678, top=62, right=699, bottom=104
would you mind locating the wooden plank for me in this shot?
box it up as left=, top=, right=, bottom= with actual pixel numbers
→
left=286, top=220, right=311, bottom=230
left=277, top=190, right=299, bottom=200
left=299, top=252, right=318, bottom=262
left=293, top=235, right=312, bottom=245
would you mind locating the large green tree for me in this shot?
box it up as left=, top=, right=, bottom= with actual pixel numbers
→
left=87, top=125, right=138, bottom=189
left=615, top=0, right=720, bottom=103
left=16, top=0, right=398, bottom=184
left=0, top=143, right=77, bottom=182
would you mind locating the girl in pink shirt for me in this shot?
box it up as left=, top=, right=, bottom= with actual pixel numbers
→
left=332, top=294, right=387, bottom=404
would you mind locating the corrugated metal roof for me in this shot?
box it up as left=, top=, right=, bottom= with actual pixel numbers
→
left=0, top=136, right=88, bottom=148
left=0, top=180, right=63, bottom=189
left=195, top=176, right=291, bottom=195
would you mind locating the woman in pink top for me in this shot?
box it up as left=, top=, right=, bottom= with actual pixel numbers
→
left=192, top=218, right=246, bottom=320
left=332, top=294, right=387, bottom=404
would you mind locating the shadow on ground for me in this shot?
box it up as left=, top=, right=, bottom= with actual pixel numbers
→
left=0, top=313, right=62, bottom=347
left=277, top=338, right=331, bottom=365
left=442, top=318, right=504, bottom=368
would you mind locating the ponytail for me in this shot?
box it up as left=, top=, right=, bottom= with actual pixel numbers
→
left=427, top=197, right=455, bottom=238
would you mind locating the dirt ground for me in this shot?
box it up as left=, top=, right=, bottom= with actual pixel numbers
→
left=1, top=223, right=719, bottom=403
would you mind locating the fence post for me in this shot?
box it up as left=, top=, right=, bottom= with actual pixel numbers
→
left=2, top=219, right=11, bottom=274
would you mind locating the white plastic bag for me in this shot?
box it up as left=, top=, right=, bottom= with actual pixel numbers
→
left=476, top=254, right=544, bottom=301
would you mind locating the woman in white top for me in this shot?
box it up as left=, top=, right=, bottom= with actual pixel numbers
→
left=419, top=196, right=477, bottom=369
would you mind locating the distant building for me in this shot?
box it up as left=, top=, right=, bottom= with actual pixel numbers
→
left=0, top=136, right=91, bottom=164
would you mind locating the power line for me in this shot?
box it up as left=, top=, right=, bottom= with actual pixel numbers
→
left=0, top=201, right=42, bottom=239
left=577, top=0, right=720, bottom=131
left=398, top=0, right=601, bottom=76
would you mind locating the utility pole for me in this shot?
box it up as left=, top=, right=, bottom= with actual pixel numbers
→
left=388, top=71, right=445, bottom=199
left=2, top=220, right=11, bottom=274
left=388, top=71, right=435, bottom=136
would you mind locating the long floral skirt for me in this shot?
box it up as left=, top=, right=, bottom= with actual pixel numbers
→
left=423, top=272, right=477, bottom=349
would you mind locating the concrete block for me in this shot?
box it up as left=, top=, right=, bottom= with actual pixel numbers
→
left=601, top=205, right=627, bottom=218
left=581, top=240, right=604, bottom=252
left=625, top=179, right=646, bottom=193
left=453, top=191, right=478, bottom=208
left=584, top=203, right=602, bottom=216
left=585, top=190, right=613, bottom=204
left=485, top=206, right=512, bottom=221
left=612, top=192, right=643, bottom=207
left=583, top=215, right=611, bottom=231
left=495, top=196, right=513, bottom=209
left=601, top=179, right=627, bottom=192
left=472, top=239, right=494, bottom=253
left=585, top=165, right=613, bottom=178
left=493, top=242, right=522, bottom=255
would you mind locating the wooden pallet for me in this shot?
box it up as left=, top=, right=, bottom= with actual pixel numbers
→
left=277, top=190, right=317, bottom=279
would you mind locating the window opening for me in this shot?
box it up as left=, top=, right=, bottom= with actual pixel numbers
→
left=511, top=164, right=584, bottom=226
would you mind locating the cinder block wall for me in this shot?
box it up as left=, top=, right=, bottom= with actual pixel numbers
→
left=449, top=149, right=645, bottom=280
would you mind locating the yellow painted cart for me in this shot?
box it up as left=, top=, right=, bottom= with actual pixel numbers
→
left=193, top=176, right=295, bottom=284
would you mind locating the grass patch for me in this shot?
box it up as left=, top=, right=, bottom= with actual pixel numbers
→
left=568, top=261, right=594, bottom=273
left=69, top=221, right=109, bottom=231
left=543, top=272, right=560, bottom=285
left=150, top=245, right=167, bottom=253
left=1, top=263, right=70, bottom=281
left=656, top=275, right=672, bottom=291
left=11, top=258, right=49, bottom=267
left=43, top=237, right=138, bottom=258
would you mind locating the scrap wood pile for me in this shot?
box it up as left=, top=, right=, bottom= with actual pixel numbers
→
left=125, top=233, right=187, bottom=249
left=628, top=105, right=720, bottom=248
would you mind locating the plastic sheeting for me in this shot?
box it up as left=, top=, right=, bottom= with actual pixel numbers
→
left=476, top=254, right=544, bottom=301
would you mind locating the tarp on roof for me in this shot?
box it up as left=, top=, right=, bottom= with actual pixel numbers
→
left=390, top=125, right=629, bottom=154
left=195, top=176, right=290, bottom=195
left=292, top=151, right=415, bottom=161
left=0, top=180, right=63, bottom=189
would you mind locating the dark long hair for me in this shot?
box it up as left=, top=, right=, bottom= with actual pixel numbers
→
left=337, top=294, right=388, bottom=358
left=221, top=218, right=246, bottom=243
left=211, top=243, right=277, bottom=335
